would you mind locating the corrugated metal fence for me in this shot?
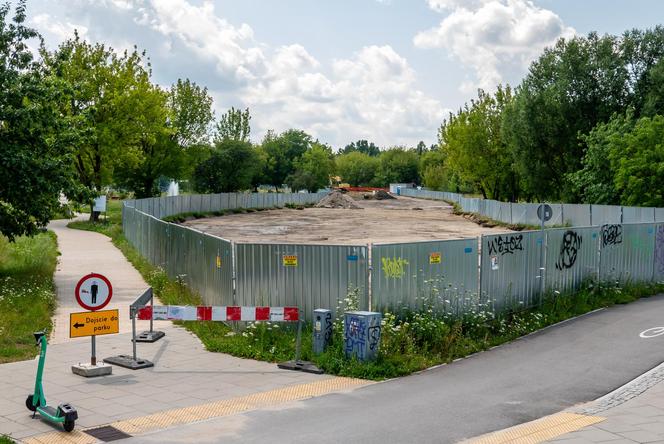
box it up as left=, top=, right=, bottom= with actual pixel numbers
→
left=124, top=192, right=664, bottom=320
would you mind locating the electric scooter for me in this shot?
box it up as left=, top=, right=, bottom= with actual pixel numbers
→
left=25, top=331, right=78, bottom=432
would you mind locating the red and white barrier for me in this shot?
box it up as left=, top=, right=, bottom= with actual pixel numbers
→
left=137, top=305, right=299, bottom=322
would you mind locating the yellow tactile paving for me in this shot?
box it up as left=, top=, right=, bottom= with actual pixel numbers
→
left=22, top=376, right=369, bottom=443
left=464, top=412, right=606, bottom=444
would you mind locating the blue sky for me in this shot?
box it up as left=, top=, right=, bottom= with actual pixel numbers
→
left=19, top=0, right=664, bottom=149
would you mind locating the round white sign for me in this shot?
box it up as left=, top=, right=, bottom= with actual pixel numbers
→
left=75, top=273, right=113, bottom=311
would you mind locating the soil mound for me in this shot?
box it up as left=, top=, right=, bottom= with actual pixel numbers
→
left=316, top=191, right=362, bottom=209
left=374, top=190, right=396, bottom=200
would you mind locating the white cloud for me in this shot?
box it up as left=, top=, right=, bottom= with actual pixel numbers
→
left=32, top=13, right=88, bottom=41
left=415, top=0, right=575, bottom=92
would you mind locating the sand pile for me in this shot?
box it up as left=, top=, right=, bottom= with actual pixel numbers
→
left=316, top=191, right=362, bottom=209
left=374, top=190, right=396, bottom=200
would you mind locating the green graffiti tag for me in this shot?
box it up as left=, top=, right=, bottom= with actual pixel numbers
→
left=381, top=257, right=409, bottom=279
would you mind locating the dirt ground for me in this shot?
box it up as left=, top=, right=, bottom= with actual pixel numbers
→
left=183, top=195, right=511, bottom=245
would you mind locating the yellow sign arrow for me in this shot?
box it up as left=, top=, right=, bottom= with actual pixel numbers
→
left=69, top=309, right=119, bottom=338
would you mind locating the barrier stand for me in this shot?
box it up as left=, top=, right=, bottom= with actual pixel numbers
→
left=104, top=288, right=162, bottom=370
left=134, top=288, right=166, bottom=343
left=277, top=311, right=323, bottom=375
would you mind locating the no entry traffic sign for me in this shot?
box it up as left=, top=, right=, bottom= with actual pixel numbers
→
left=75, top=273, right=113, bottom=311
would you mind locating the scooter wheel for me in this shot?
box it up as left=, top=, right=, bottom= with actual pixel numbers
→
left=25, top=395, right=36, bottom=412
left=63, top=419, right=75, bottom=432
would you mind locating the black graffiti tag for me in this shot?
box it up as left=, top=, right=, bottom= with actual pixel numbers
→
left=601, top=224, right=623, bottom=247
left=487, top=234, right=524, bottom=256
left=555, top=230, right=582, bottom=270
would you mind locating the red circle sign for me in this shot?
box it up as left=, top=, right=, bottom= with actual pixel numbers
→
left=75, top=273, right=113, bottom=311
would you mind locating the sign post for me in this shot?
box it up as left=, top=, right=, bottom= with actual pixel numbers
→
left=537, top=204, right=552, bottom=304
left=71, top=273, right=115, bottom=377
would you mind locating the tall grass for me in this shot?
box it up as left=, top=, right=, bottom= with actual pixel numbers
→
left=0, top=232, right=58, bottom=363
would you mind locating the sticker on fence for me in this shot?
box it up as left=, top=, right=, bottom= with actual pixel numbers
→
left=491, top=256, right=499, bottom=270
left=216, top=255, right=222, bottom=268
left=429, top=252, right=441, bottom=264
left=283, top=254, right=298, bottom=267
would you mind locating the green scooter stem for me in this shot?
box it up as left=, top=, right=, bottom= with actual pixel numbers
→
left=31, top=333, right=47, bottom=413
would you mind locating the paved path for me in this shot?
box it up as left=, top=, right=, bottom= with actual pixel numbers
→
left=120, top=295, right=664, bottom=444
left=48, top=217, right=154, bottom=343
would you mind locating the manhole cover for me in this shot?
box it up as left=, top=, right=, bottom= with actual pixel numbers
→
left=85, top=425, right=132, bottom=442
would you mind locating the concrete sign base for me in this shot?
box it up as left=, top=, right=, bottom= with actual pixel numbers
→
left=71, top=362, right=112, bottom=378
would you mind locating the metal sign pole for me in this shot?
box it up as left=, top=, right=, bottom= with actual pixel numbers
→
left=294, top=319, right=303, bottom=364
left=91, top=336, right=96, bottom=366
left=132, top=309, right=137, bottom=362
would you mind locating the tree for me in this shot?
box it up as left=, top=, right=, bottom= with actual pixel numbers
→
left=569, top=112, right=634, bottom=205
left=611, top=115, right=664, bottom=207
left=261, top=129, right=311, bottom=189
left=216, top=107, right=250, bottom=142
left=415, top=141, right=428, bottom=155
left=375, top=148, right=420, bottom=186
left=502, top=33, right=630, bottom=201
left=169, top=78, right=214, bottom=148
left=0, top=1, right=74, bottom=239
left=440, top=86, right=518, bottom=200
left=286, top=143, right=334, bottom=192
left=193, top=139, right=257, bottom=193
left=420, top=149, right=449, bottom=191
left=339, top=139, right=380, bottom=156
left=335, top=152, right=380, bottom=186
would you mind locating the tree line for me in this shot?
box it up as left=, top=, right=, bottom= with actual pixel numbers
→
left=2, top=0, right=664, bottom=240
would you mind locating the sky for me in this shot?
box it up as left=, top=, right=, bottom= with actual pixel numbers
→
left=17, top=0, right=664, bottom=149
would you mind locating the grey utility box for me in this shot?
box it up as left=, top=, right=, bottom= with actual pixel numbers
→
left=344, top=311, right=382, bottom=361
left=313, top=309, right=333, bottom=355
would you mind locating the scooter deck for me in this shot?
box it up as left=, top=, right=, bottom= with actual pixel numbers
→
left=37, top=405, right=64, bottom=422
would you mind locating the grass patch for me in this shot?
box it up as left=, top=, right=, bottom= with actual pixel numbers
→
left=68, top=200, right=664, bottom=381
left=0, top=435, right=15, bottom=443
left=0, top=232, right=58, bottom=363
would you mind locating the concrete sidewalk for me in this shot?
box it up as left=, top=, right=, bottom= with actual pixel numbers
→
left=48, top=217, right=166, bottom=343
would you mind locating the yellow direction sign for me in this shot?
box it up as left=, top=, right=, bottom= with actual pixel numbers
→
left=70, top=309, right=119, bottom=338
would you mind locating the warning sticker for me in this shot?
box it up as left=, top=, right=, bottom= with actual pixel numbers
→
left=429, top=252, right=441, bottom=264
left=216, top=255, right=222, bottom=268
left=491, top=256, right=499, bottom=271
left=283, top=254, right=298, bottom=267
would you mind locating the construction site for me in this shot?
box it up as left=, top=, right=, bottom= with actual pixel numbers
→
left=182, top=190, right=510, bottom=245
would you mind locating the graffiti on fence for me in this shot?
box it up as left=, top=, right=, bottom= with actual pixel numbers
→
left=656, top=226, right=664, bottom=275
left=556, top=230, right=583, bottom=270
left=487, top=234, right=524, bottom=256
left=601, top=224, right=623, bottom=247
left=381, top=257, right=409, bottom=278
left=345, top=315, right=366, bottom=356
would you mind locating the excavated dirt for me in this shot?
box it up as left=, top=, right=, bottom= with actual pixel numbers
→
left=315, top=191, right=362, bottom=209
left=183, top=196, right=512, bottom=245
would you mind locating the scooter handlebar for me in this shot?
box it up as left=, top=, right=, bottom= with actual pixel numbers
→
left=33, top=331, right=46, bottom=346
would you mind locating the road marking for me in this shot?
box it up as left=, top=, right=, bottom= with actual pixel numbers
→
left=463, top=412, right=605, bottom=444
left=640, top=327, right=664, bottom=338
left=23, top=376, right=370, bottom=443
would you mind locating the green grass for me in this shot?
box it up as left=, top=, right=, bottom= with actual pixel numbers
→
left=0, top=435, right=15, bottom=443
left=0, top=232, right=59, bottom=363
left=67, top=200, right=664, bottom=380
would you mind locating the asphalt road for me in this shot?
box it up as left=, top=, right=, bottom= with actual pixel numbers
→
left=124, top=294, right=664, bottom=444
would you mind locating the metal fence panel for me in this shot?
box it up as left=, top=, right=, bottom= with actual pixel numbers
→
left=480, top=231, right=543, bottom=313
left=600, top=223, right=655, bottom=283
left=545, top=226, right=599, bottom=293
left=623, top=207, right=655, bottom=223
left=657, top=209, right=664, bottom=223
left=371, top=238, right=479, bottom=315
left=235, top=243, right=368, bottom=319
left=656, top=224, right=664, bottom=281
left=562, top=204, right=591, bottom=226
left=591, top=205, right=622, bottom=225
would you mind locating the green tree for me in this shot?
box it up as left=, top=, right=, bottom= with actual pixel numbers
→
left=216, top=107, right=250, bottom=142
left=261, top=129, right=311, bottom=189
left=611, top=115, right=664, bottom=206
left=335, top=152, right=380, bottom=186
left=440, top=86, right=517, bottom=200
left=286, top=143, right=334, bottom=192
left=420, top=149, right=449, bottom=191
left=0, top=1, right=74, bottom=239
left=569, top=112, right=634, bottom=204
left=375, top=148, right=420, bottom=186
left=193, top=139, right=257, bottom=193
left=502, top=33, right=630, bottom=201
left=340, top=139, right=380, bottom=156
